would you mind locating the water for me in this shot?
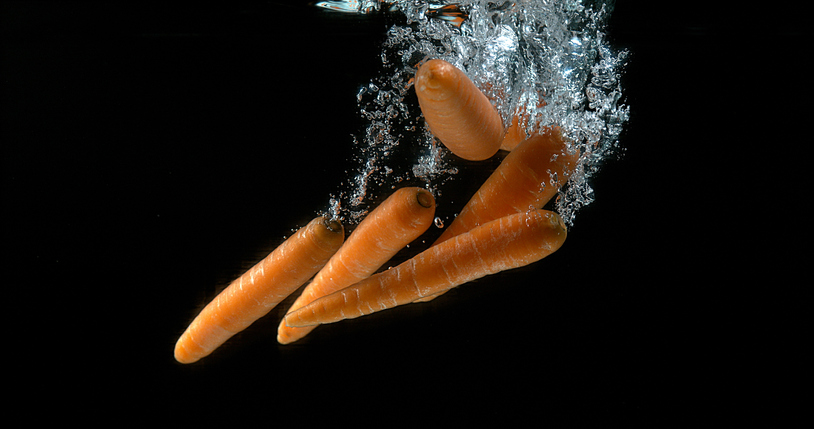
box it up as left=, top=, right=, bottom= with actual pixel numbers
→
left=319, top=0, right=629, bottom=227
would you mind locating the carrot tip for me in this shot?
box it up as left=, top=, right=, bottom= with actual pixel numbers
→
left=419, top=59, right=454, bottom=90
left=173, top=341, right=198, bottom=364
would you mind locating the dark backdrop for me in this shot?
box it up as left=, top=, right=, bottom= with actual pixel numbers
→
left=2, top=1, right=805, bottom=425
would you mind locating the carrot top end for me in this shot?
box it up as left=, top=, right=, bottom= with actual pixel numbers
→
left=322, top=217, right=343, bottom=234
left=416, top=189, right=435, bottom=209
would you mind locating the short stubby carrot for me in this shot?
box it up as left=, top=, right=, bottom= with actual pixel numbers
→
left=414, top=129, right=577, bottom=302
left=283, top=209, right=567, bottom=328
left=277, top=187, right=436, bottom=344
left=174, top=216, right=344, bottom=364
left=415, top=59, right=505, bottom=161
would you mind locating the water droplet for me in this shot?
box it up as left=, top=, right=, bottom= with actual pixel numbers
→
left=434, top=217, right=444, bottom=228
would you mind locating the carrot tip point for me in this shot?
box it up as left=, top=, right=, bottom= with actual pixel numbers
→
left=173, top=346, right=197, bottom=364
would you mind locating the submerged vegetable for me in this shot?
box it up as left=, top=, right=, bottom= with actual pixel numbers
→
left=415, top=59, right=505, bottom=161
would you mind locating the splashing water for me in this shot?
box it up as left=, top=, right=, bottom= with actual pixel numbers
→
left=320, top=0, right=629, bottom=227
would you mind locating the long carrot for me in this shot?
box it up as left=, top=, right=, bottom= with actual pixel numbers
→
left=277, top=187, right=436, bottom=344
left=174, top=216, right=344, bottom=364
left=283, top=209, right=567, bottom=328
left=415, top=59, right=505, bottom=161
left=413, top=129, right=576, bottom=302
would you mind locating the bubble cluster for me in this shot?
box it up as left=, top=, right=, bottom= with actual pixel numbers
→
left=321, top=0, right=629, bottom=227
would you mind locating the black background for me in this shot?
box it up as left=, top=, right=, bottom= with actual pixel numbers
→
left=2, top=1, right=806, bottom=425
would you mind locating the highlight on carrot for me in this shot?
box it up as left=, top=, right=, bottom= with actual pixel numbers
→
left=413, top=128, right=576, bottom=303
left=174, top=216, right=344, bottom=364
left=283, top=209, right=567, bottom=328
left=277, top=186, right=436, bottom=344
left=415, top=59, right=505, bottom=161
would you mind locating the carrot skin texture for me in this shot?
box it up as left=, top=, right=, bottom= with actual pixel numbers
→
left=174, top=216, right=344, bottom=364
left=277, top=187, right=436, bottom=344
left=284, top=209, right=567, bottom=328
left=415, top=59, right=505, bottom=161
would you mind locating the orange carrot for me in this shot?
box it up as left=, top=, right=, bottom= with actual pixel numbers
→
left=283, top=209, right=567, bottom=328
left=277, top=187, right=436, bottom=344
left=174, top=216, right=344, bottom=364
left=434, top=128, right=576, bottom=246
left=415, top=59, right=505, bottom=161
left=414, top=129, right=577, bottom=302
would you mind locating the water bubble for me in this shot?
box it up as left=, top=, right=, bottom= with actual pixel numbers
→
left=434, top=217, right=444, bottom=228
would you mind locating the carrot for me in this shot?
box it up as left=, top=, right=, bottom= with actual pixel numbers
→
left=283, top=209, right=567, bottom=328
left=415, top=59, right=505, bottom=161
left=414, top=129, right=577, bottom=302
left=434, top=128, right=576, bottom=245
left=174, top=216, right=344, bottom=364
left=277, top=187, right=436, bottom=344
